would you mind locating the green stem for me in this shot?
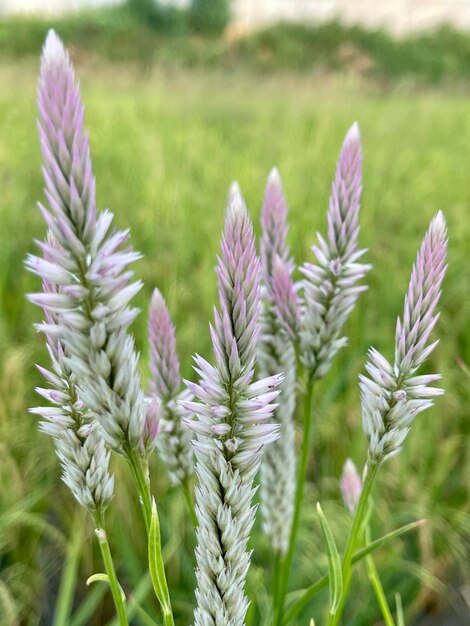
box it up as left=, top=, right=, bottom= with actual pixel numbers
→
left=53, top=509, right=86, bottom=626
left=273, top=551, right=282, bottom=617
left=182, top=479, right=198, bottom=527
left=127, top=449, right=152, bottom=533
left=94, top=514, right=128, bottom=626
left=127, top=449, right=174, bottom=625
left=327, top=462, right=378, bottom=626
left=365, top=526, right=396, bottom=626
left=276, top=376, right=314, bottom=625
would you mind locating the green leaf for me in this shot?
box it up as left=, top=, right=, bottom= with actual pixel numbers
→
left=365, top=526, right=396, bottom=626
left=87, top=573, right=126, bottom=603
left=283, top=519, right=424, bottom=624
left=317, top=503, right=343, bottom=615
left=149, top=498, right=174, bottom=625
left=87, top=573, right=110, bottom=586
left=53, top=509, right=86, bottom=626
left=395, top=593, right=405, bottom=626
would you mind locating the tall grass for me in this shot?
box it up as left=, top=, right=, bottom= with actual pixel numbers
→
left=1, top=60, right=470, bottom=623
left=3, top=8, right=470, bottom=84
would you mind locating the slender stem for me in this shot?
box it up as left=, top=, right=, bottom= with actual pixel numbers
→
left=182, top=479, right=198, bottom=527
left=127, top=449, right=174, bottom=625
left=53, top=509, right=86, bottom=626
left=127, top=448, right=152, bottom=533
left=94, top=513, right=128, bottom=626
left=327, top=462, right=378, bottom=626
left=276, top=376, right=315, bottom=625
left=273, top=551, right=281, bottom=617
left=365, top=526, right=396, bottom=626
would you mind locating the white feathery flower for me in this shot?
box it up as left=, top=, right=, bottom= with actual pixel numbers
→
left=184, top=189, right=281, bottom=625
left=361, top=212, right=447, bottom=464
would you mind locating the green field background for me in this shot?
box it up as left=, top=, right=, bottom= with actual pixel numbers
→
left=1, top=26, right=470, bottom=625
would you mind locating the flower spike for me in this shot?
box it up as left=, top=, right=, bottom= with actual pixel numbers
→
left=27, top=30, right=146, bottom=455
left=301, top=123, right=371, bottom=379
left=185, top=188, right=281, bottom=625
left=361, top=212, right=447, bottom=464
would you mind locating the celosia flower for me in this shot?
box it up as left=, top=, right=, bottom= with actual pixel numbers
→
left=184, top=189, right=281, bottom=625
left=361, top=212, right=447, bottom=464
left=148, top=288, right=193, bottom=485
left=141, top=395, right=161, bottom=456
left=258, top=168, right=299, bottom=555
left=27, top=30, right=145, bottom=455
left=260, top=167, right=295, bottom=280
left=29, top=236, right=114, bottom=514
left=301, top=123, right=371, bottom=379
left=271, top=254, right=301, bottom=342
left=340, top=458, right=362, bottom=514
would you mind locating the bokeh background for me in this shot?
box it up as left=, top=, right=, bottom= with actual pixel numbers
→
left=1, top=1, right=470, bottom=624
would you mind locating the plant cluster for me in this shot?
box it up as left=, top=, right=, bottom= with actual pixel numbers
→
left=26, top=31, right=448, bottom=626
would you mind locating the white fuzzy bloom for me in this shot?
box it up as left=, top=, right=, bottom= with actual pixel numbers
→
left=148, top=289, right=194, bottom=485
left=27, top=31, right=146, bottom=455
left=259, top=334, right=297, bottom=554
left=184, top=191, right=281, bottom=626
left=30, top=238, right=114, bottom=513
left=300, top=123, right=371, bottom=379
left=361, top=212, right=447, bottom=464
left=258, top=168, right=298, bottom=555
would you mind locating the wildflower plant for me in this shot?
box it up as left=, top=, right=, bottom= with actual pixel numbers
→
left=27, top=30, right=172, bottom=626
left=183, top=191, right=282, bottom=625
left=24, top=29, right=449, bottom=626
left=259, top=169, right=299, bottom=557
left=148, top=289, right=196, bottom=520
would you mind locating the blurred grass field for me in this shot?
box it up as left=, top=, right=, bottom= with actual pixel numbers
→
left=1, top=34, right=470, bottom=625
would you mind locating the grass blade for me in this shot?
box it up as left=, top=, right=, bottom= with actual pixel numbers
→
left=53, top=510, right=86, bottom=626
left=284, top=519, right=424, bottom=624
left=316, top=503, right=343, bottom=614
left=149, top=498, right=174, bottom=626
left=395, top=593, right=405, bottom=626
left=365, top=526, right=396, bottom=626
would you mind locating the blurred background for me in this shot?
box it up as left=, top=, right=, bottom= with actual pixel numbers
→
left=1, top=0, right=470, bottom=625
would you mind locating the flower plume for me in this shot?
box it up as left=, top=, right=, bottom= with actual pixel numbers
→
left=258, top=168, right=298, bottom=555
left=260, top=167, right=294, bottom=281
left=29, top=235, right=114, bottom=513
left=301, top=122, right=371, bottom=379
left=361, top=212, right=447, bottom=464
left=340, top=458, right=362, bottom=514
left=148, top=288, right=193, bottom=483
left=27, top=30, right=146, bottom=454
left=184, top=188, right=281, bottom=625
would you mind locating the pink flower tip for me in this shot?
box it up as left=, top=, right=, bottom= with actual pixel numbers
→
left=430, top=210, right=446, bottom=236
left=226, top=184, right=246, bottom=220
left=228, top=180, right=242, bottom=205
left=41, top=29, right=67, bottom=67
left=340, top=458, right=362, bottom=514
left=267, top=166, right=281, bottom=185
left=346, top=121, right=360, bottom=143
left=150, top=287, right=165, bottom=312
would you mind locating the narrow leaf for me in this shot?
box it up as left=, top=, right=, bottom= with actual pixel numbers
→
left=365, top=527, right=396, bottom=626
left=86, top=573, right=126, bottom=602
left=284, top=519, right=424, bottom=624
left=87, top=573, right=110, bottom=586
left=149, top=497, right=173, bottom=625
left=396, top=594, right=405, bottom=626
left=317, top=503, right=343, bottom=614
